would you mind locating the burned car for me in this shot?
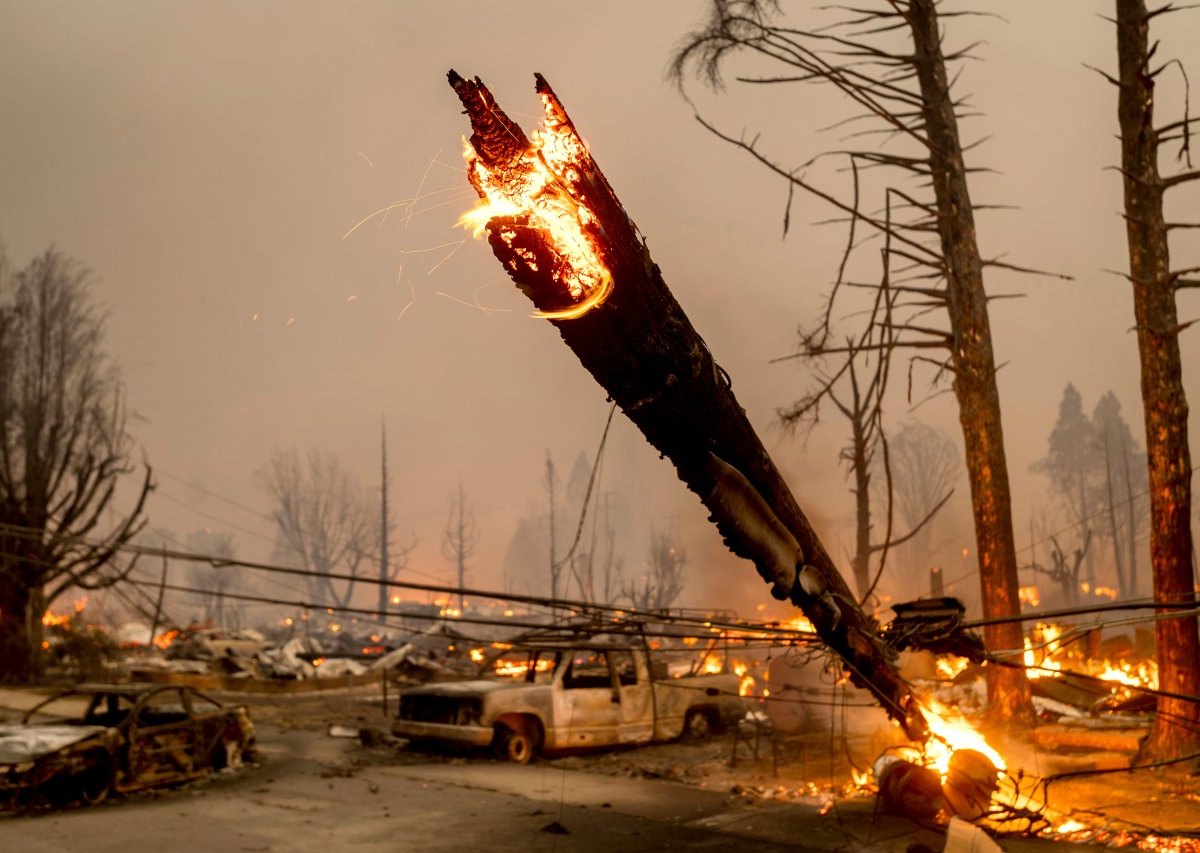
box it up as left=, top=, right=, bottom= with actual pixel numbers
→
left=0, top=684, right=256, bottom=810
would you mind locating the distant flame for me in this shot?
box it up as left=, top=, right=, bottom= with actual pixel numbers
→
left=42, top=597, right=88, bottom=629
left=1024, top=622, right=1065, bottom=679
left=1018, top=585, right=1040, bottom=608
left=494, top=658, right=554, bottom=678
left=457, top=96, right=612, bottom=320
left=152, top=629, right=181, bottom=650
left=469, top=648, right=485, bottom=664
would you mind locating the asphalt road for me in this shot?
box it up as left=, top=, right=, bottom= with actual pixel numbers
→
left=0, top=722, right=1089, bottom=853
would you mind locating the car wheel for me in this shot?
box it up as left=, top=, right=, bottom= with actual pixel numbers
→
left=74, top=752, right=114, bottom=806
left=683, top=708, right=718, bottom=740
left=494, top=724, right=534, bottom=764
left=211, top=737, right=245, bottom=772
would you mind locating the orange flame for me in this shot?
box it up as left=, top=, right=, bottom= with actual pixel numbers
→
left=457, top=97, right=612, bottom=320
left=920, top=699, right=1006, bottom=780
left=733, top=662, right=755, bottom=696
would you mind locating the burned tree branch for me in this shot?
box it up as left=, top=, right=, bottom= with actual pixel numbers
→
left=447, top=70, right=927, bottom=739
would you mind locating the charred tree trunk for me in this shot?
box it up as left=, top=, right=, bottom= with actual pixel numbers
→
left=906, top=0, right=1032, bottom=723
left=0, top=569, right=36, bottom=683
left=448, top=71, right=927, bottom=739
left=1115, top=0, right=1200, bottom=762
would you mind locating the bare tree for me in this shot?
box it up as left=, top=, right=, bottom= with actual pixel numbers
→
left=258, top=447, right=374, bottom=610
left=1108, top=0, right=1200, bottom=761
left=882, top=421, right=960, bottom=581
left=184, top=530, right=236, bottom=626
left=621, top=529, right=687, bottom=611
left=674, top=0, right=1038, bottom=720
left=441, top=480, right=479, bottom=609
left=375, top=421, right=415, bottom=620
left=1028, top=532, right=1092, bottom=607
left=0, top=247, right=152, bottom=681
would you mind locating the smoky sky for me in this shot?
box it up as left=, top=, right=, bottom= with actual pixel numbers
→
left=1, top=1, right=1197, bottom=617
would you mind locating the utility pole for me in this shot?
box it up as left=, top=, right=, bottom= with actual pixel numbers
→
left=378, top=419, right=391, bottom=622
left=149, top=548, right=168, bottom=647
left=546, top=453, right=559, bottom=605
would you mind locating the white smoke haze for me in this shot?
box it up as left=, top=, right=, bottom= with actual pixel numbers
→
left=1, top=1, right=1196, bottom=619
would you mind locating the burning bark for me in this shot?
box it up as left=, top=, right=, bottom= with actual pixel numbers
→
left=446, top=70, right=927, bottom=739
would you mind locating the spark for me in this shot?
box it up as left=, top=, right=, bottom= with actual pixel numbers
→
left=347, top=295, right=358, bottom=302
left=399, top=239, right=471, bottom=255
left=357, top=151, right=374, bottom=167
left=252, top=313, right=259, bottom=322
left=341, top=187, right=473, bottom=240
left=402, top=147, right=441, bottom=232
left=285, top=317, right=295, bottom=327
left=396, top=278, right=416, bottom=321
left=426, top=239, right=467, bottom=277
left=434, top=290, right=512, bottom=315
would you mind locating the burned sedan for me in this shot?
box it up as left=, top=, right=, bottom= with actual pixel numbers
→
left=0, top=684, right=256, bottom=811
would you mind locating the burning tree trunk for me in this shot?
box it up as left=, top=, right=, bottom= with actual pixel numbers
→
left=447, top=70, right=927, bottom=739
left=906, top=0, right=1031, bottom=724
left=1112, top=0, right=1200, bottom=762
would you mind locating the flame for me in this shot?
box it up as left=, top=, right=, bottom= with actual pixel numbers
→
left=457, top=95, right=613, bottom=320
left=935, top=656, right=970, bottom=680
left=494, top=657, right=554, bottom=678
left=785, top=615, right=815, bottom=633
left=469, top=648, right=485, bottom=664
left=1024, top=622, right=1065, bottom=679
left=701, top=657, right=723, bottom=675
left=920, top=700, right=1006, bottom=779
left=42, top=610, right=72, bottom=629
left=439, top=606, right=462, bottom=618
left=1096, top=660, right=1158, bottom=690
left=1018, top=585, right=1040, bottom=607
left=42, top=597, right=88, bottom=628
left=1093, top=585, right=1118, bottom=600
left=733, top=662, right=756, bottom=696
left=1055, top=819, right=1088, bottom=834
left=152, top=629, right=180, bottom=650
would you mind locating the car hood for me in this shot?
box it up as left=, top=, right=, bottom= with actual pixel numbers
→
left=0, top=724, right=108, bottom=765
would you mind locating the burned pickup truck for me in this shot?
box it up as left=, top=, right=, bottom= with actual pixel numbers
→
left=392, top=639, right=744, bottom=762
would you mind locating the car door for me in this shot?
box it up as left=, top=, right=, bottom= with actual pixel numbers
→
left=125, top=688, right=199, bottom=788
left=550, top=649, right=621, bottom=749
left=610, top=650, right=654, bottom=744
